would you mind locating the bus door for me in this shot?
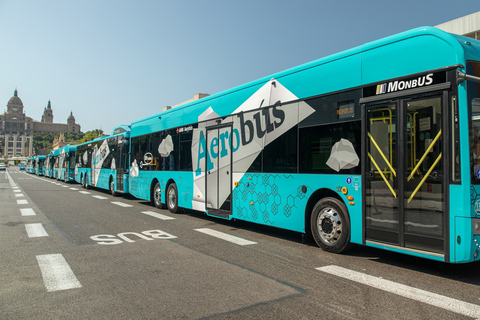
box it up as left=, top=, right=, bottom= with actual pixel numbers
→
left=116, top=136, right=128, bottom=193
left=364, top=94, right=445, bottom=254
left=205, top=124, right=233, bottom=217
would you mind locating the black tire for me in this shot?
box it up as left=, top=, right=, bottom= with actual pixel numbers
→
left=166, top=183, right=179, bottom=213
left=110, top=177, right=117, bottom=197
left=310, top=197, right=350, bottom=253
left=84, top=174, right=90, bottom=190
left=152, top=182, right=164, bottom=209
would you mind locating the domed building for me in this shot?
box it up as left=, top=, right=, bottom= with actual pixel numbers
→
left=0, top=89, right=81, bottom=158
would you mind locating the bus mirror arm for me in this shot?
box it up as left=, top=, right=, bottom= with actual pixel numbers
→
left=457, top=70, right=480, bottom=85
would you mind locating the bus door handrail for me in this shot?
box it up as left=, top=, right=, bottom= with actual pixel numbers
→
left=367, top=132, right=397, bottom=177
left=368, top=152, right=397, bottom=198
left=407, top=153, right=442, bottom=203
left=407, top=129, right=442, bottom=181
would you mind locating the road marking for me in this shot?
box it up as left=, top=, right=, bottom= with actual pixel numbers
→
left=69, top=188, right=79, bottom=190
left=142, top=211, right=175, bottom=220
left=20, top=208, right=36, bottom=216
left=92, top=195, right=108, bottom=200
left=15, top=193, right=24, bottom=197
left=194, top=228, right=257, bottom=246
left=17, top=199, right=28, bottom=205
left=13, top=189, right=21, bottom=192
left=316, top=265, right=480, bottom=318
left=111, top=201, right=133, bottom=208
left=36, top=254, right=82, bottom=292
left=79, top=191, right=91, bottom=194
left=25, top=223, right=49, bottom=237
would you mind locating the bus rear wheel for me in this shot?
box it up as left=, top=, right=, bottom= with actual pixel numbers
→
left=310, top=197, right=350, bottom=253
left=167, top=183, right=179, bottom=213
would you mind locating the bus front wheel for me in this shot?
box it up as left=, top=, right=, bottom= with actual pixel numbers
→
left=152, top=182, right=164, bottom=209
left=310, top=197, right=350, bottom=253
left=167, top=183, right=179, bottom=213
left=110, top=177, right=117, bottom=197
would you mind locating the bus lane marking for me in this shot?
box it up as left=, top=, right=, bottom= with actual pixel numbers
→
left=25, top=223, right=49, bottom=238
left=20, top=208, right=36, bottom=216
left=92, top=195, right=108, bottom=200
left=36, top=254, right=82, bottom=292
left=316, top=265, right=480, bottom=318
left=142, top=211, right=175, bottom=220
left=111, top=201, right=133, bottom=208
left=17, top=199, right=28, bottom=205
left=194, top=228, right=257, bottom=246
left=90, top=229, right=177, bottom=245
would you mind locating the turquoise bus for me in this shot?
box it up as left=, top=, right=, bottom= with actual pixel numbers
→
left=34, top=155, right=47, bottom=176
left=44, top=152, right=55, bottom=178
left=75, top=125, right=131, bottom=196
left=56, top=145, right=77, bottom=182
left=129, top=26, right=480, bottom=263
left=26, top=157, right=35, bottom=174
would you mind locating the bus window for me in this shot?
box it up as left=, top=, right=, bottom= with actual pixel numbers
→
left=468, top=61, right=480, bottom=183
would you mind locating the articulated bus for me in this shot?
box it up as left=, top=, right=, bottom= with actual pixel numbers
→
left=44, top=152, right=55, bottom=178
left=75, top=125, right=131, bottom=196
left=127, top=27, right=480, bottom=263
left=34, top=155, right=47, bottom=176
left=56, top=145, right=77, bottom=182
left=26, top=157, right=35, bottom=173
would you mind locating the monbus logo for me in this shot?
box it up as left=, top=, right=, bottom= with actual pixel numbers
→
left=376, top=73, right=434, bottom=95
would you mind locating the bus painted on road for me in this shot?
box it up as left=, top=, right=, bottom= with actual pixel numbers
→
left=75, top=125, right=130, bottom=196
left=127, top=27, right=480, bottom=263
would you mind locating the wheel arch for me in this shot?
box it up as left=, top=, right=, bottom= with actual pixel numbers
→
left=150, top=178, right=160, bottom=202
left=304, top=188, right=348, bottom=238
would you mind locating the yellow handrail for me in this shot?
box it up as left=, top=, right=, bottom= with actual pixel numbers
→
left=407, top=129, right=442, bottom=181
left=368, top=132, right=396, bottom=177
left=407, top=153, right=442, bottom=203
left=368, top=152, right=397, bottom=198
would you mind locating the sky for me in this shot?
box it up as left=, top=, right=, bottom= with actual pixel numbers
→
left=0, top=0, right=479, bottom=134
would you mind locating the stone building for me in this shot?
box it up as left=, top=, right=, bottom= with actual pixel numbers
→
left=0, top=89, right=81, bottom=158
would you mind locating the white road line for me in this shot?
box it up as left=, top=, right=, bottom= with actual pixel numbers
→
left=13, top=189, right=21, bottom=192
left=36, top=254, right=82, bottom=292
left=78, top=191, right=91, bottom=194
left=15, top=193, right=24, bottom=197
left=92, top=195, right=108, bottom=200
left=316, top=265, right=480, bottom=319
left=25, top=223, right=49, bottom=237
left=17, top=199, right=28, bottom=205
left=142, top=211, right=175, bottom=220
left=111, top=201, right=133, bottom=208
left=69, top=188, right=79, bottom=190
left=20, top=208, right=36, bottom=216
left=194, top=228, right=257, bottom=246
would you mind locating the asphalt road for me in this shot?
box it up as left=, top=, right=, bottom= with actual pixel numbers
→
left=2, top=167, right=480, bottom=319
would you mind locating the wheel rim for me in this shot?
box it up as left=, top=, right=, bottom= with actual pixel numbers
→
left=110, top=180, right=114, bottom=193
left=317, top=207, right=342, bottom=244
left=168, top=187, right=176, bottom=209
left=154, top=186, right=161, bottom=206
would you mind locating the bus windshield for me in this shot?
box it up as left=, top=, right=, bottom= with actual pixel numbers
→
left=468, top=61, right=480, bottom=183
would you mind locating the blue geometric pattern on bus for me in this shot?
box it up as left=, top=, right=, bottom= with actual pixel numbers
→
left=470, top=186, right=480, bottom=218
left=233, top=173, right=313, bottom=232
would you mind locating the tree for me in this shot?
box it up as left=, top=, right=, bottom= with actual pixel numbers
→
left=79, top=129, right=106, bottom=143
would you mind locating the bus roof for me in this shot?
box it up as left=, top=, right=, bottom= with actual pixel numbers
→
left=131, top=26, right=479, bottom=137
